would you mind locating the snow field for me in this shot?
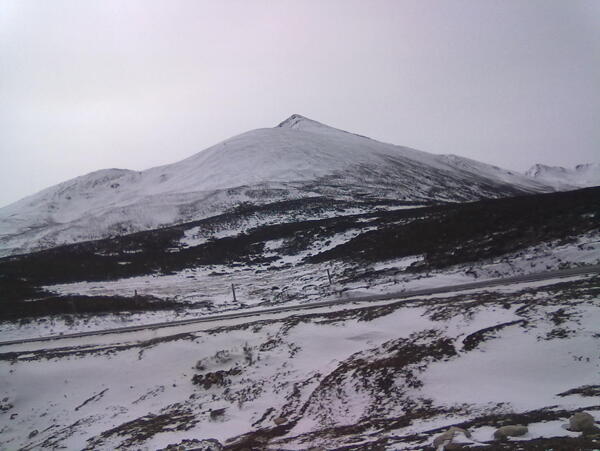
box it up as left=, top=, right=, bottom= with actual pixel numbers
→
left=2, top=274, right=598, bottom=450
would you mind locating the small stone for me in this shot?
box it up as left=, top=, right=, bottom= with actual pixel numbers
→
left=28, top=429, right=39, bottom=439
left=273, top=416, right=286, bottom=425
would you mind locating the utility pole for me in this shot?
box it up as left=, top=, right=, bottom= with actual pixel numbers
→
left=231, top=283, right=237, bottom=303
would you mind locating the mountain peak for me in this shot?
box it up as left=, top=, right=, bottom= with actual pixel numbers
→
left=276, top=114, right=327, bottom=130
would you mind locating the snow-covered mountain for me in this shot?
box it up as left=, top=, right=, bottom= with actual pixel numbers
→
left=0, top=114, right=552, bottom=256
left=1, top=171, right=599, bottom=449
left=525, top=163, right=600, bottom=190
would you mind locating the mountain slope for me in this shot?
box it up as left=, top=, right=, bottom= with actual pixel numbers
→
left=0, top=114, right=552, bottom=256
left=525, top=163, right=600, bottom=190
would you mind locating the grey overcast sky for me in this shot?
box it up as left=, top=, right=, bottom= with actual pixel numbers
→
left=1, top=0, right=599, bottom=207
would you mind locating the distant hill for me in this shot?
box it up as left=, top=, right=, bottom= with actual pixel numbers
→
left=525, top=163, right=600, bottom=190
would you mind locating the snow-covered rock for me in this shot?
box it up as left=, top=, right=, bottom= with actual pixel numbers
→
left=525, top=163, right=600, bottom=190
left=0, top=114, right=552, bottom=256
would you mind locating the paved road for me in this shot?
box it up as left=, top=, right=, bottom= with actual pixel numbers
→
left=1, top=264, right=598, bottom=349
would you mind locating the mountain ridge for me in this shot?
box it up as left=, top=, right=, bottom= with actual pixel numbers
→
left=525, top=162, right=600, bottom=190
left=0, top=114, right=553, bottom=256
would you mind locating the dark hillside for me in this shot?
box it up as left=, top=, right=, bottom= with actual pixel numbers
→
left=310, top=186, right=600, bottom=269
left=0, top=187, right=598, bottom=317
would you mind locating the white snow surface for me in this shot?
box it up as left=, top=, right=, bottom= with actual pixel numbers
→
left=0, top=114, right=551, bottom=256
left=1, top=272, right=598, bottom=450
left=525, top=162, right=600, bottom=190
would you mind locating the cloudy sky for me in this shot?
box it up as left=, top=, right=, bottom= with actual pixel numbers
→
left=1, top=0, right=599, bottom=207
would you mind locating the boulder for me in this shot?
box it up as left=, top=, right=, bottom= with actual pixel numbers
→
left=209, top=408, right=227, bottom=420
left=567, top=412, right=597, bottom=432
left=432, top=430, right=454, bottom=449
left=432, top=426, right=471, bottom=449
left=493, top=424, right=528, bottom=440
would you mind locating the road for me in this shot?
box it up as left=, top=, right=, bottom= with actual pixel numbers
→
left=1, top=264, right=598, bottom=349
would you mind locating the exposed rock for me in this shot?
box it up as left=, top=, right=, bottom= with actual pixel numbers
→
left=192, top=368, right=241, bottom=390
left=432, top=430, right=453, bottom=449
left=160, top=438, right=223, bottom=451
left=557, top=385, right=600, bottom=398
left=28, top=429, right=39, bottom=439
left=494, top=424, right=528, bottom=440
left=432, top=426, right=471, bottom=449
left=0, top=398, right=13, bottom=413
left=273, top=416, right=286, bottom=425
left=567, top=412, right=597, bottom=432
left=209, top=408, right=227, bottom=421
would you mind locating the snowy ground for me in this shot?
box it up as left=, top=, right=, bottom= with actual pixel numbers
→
left=1, top=273, right=599, bottom=450
left=4, top=230, right=594, bottom=342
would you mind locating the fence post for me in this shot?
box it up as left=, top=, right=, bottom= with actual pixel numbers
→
left=326, top=269, right=332, bottom=286
left=231, top=283, right=237, bottom=302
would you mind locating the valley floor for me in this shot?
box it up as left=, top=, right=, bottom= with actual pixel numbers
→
left=1, top=272, right=599, bottom=450
left=3, top=230, right=598, bottom=343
